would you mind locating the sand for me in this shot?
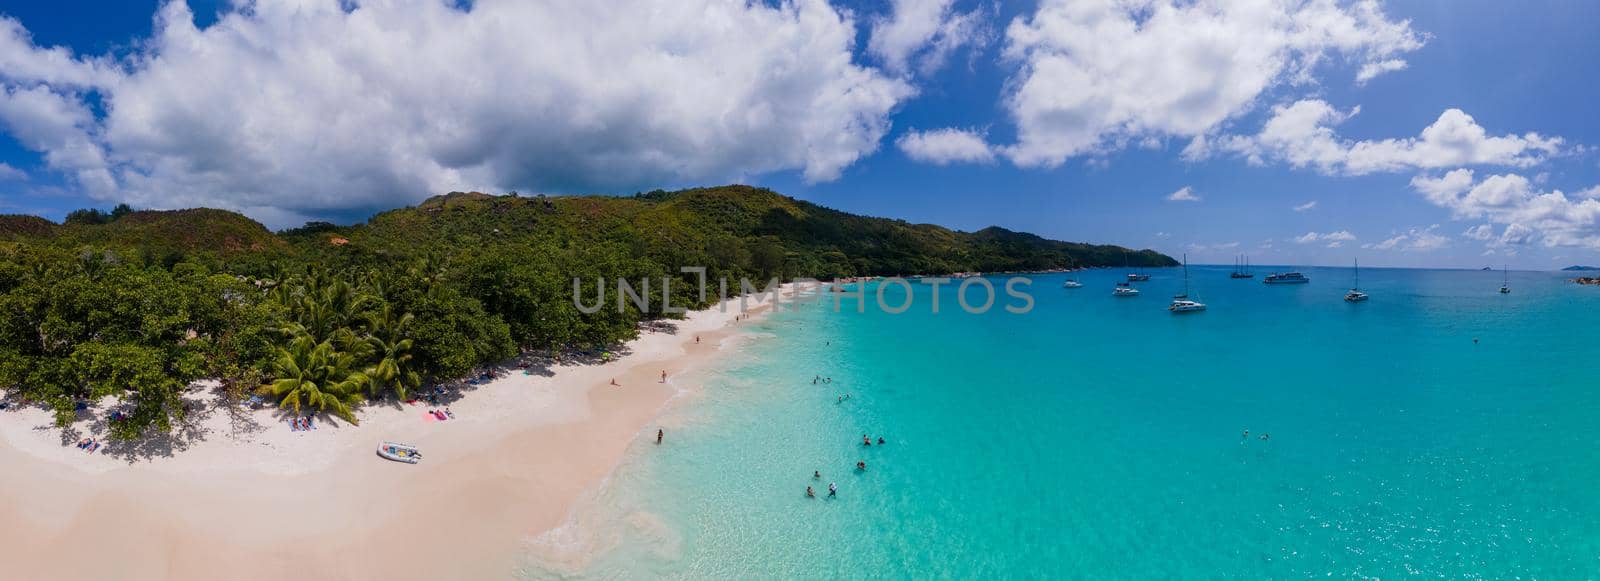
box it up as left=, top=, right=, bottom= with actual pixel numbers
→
left=0, top=284, right=808, bottom=580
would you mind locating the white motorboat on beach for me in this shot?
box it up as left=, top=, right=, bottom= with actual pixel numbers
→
left=378, top=441, right=422, bottom=464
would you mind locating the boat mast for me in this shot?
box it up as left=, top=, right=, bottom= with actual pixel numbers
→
left=1184, top=254, right=1191, bottom=296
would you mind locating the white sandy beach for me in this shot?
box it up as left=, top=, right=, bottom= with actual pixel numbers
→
left=0, top=285, right=807, bottom=580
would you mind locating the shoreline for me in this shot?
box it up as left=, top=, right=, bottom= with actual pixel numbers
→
left=0, top=284, right=804, bottom=580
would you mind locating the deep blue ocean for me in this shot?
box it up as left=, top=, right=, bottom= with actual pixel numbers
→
left=525, top=266, right=1600, bottom=578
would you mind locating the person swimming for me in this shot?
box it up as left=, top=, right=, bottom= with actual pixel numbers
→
left=877, top=437, right=885, bottom=445
left=856, top=461, right=866, bottom=471
left=863, top=435, right=871, bottom=446
left=1260, top=433, right=1270, bottom=441
left=806, top=486, right=815, bottom=498
left=1241, top=429, right=1249, bottom=439
left=828, top=482, right=837, bottom=497
left=814, top=470, right=821, bottom=479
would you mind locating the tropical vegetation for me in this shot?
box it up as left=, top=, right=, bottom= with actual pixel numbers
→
left=0, top=185, right=1174, bottom=439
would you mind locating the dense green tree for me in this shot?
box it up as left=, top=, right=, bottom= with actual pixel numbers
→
left=261, top=336, right=367, bottom=423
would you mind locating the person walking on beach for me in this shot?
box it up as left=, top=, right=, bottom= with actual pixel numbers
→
left=661, top=370, right=668, bottom=383
left=657, top=428, right=664, bottom=444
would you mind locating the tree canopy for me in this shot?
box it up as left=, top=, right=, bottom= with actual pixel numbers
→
left=0, top=185, right=1174, bottom=439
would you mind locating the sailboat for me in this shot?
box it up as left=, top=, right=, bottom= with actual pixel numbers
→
left=1230, top=255, right=1254, bottom=279
left=1126, top=251, right=1150, bottom=282
left=1500, top=265, right=1511, bottom=294
left=1169, top=254, right=1206, bottom=313
left=1344, top=259, right=1368, bottom=302
left=1063, top=277, right=1083, bottom=288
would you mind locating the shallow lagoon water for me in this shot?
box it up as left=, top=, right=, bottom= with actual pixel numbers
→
left=525, top=267, right=1600, bottom=578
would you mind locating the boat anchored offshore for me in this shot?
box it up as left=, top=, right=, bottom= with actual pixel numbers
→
left=1230, top=255, right=1254, bottom=279
left=1500, top=265, right=1511, bottom=294
left=1263, top=271, right=1309, bottom=285
left=378, top=441, right=422, bottom=464
left=1125, top=251, right=1150, bottom=282
left=1344, top=259, right=1368, bottom=303
left=1063, top=278, right=1083, bottom=288
left=1170, top=254, right=1206, bottom=313
left=1113, top=282, right=1140, bottom=296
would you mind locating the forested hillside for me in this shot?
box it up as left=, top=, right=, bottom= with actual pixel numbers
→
left=0, top=185, right=1173, bottom=439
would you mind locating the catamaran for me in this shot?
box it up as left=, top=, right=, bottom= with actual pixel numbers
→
left=1263, top=271, right=1309, bottom=284
left=1500, top=265, right=1511, bottom=294
left=1230, top=255, right=1254, bottom=279
left=1344, top=259, right=1368, bottom=302
left=1169, top=254, right=1206, bottom=313
left=1113, top=281, right=1140, bottom=296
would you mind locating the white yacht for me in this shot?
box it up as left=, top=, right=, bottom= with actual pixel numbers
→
left=1263, top=271, right=1309, bottom=284
left=1169, top=254, right=1206, bottom=313
left=1063, top=278, right=1083, bottom=288
left=1113, top=282, right=1140, bottom=296
left=1344, top=259, right=1368, bottom=303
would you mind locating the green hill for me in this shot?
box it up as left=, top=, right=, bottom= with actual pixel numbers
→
left=1, top=208, right=286, bottom=260
left=0, top=185, right=1174, bottom=440
left=316, top=185, right=1174, bottom=278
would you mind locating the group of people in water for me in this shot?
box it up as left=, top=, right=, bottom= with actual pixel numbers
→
left=1241, top=428, right=1269, bottom=441
left=806, top=363, right=895, bottom=500
left=806, top=435, right=886, bottom=498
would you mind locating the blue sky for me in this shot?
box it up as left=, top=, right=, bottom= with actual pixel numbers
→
left=2, top=1, right=1599, bottom=268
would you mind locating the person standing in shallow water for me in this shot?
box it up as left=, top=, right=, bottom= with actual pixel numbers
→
left=656, top=428, right=663, bottom=444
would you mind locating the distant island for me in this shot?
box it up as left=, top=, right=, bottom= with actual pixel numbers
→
left=0, top=184, right=1176, bottom=440
left=1561, top=265, right=1600, bottom=271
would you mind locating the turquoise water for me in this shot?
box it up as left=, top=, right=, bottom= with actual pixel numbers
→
left=527, top=267, right=1600, bottom=578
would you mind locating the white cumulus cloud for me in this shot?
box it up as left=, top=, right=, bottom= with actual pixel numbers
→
left=896, top=127, right=995, bottom=165
left=0, top=0, right=914, bottom=226
left=1000, top=0, right=1423, bottom=168
left=1203, top=100, right=1561, bottom=175
left=1409, top=169, right=1600, bottom=249
left=1293, top=200, right=1318, bottom=212
left=0, top=162, right=27, bottom=181
left=868, top=0, right=989, bottom=76
left=1364, top=224, right=1449, bottom=252
left=1295, top=230, right=1356, bottom=247
left=1166, top=186, right=1200, bottom=202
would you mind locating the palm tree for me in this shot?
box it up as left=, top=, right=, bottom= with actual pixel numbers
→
left=362, top=304, right=420, bottom=401
left=261, top=335, right=367, bottom=424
